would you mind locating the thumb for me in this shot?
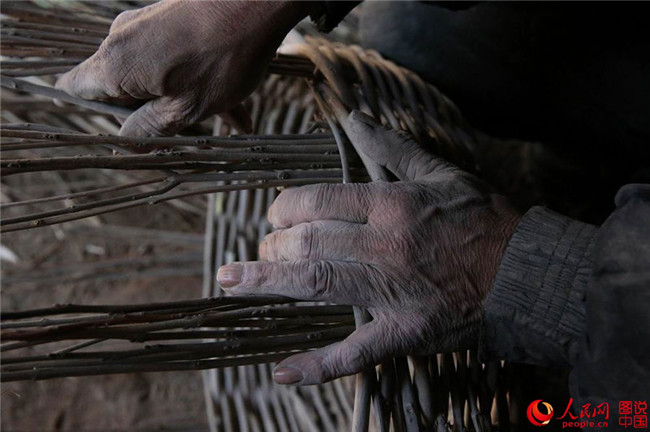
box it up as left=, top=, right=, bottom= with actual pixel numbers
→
left=273, top=320, right=390, bottom=385
left=119, top=95, right=197, bottom=138
left=219, top=103, right=253, bottom=134
left=345, top=110, right=451, bottom=181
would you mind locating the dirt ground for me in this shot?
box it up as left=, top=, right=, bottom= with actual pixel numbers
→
left=1, top=203, right=211, bottom=432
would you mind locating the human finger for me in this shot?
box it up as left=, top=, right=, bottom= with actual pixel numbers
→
left=217, top=260, right=381, bottom=305
left=273, top=320, right=395, bottom=385
left=262, top=221, right=371, bottom=262
left=119, top=95, right=198, bottom=137
left=345, top=110, right=453, bottom=181
left=267, top=183, right=374, bottom=229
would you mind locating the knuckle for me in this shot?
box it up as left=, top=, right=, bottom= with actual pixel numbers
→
left=97, top=71, right=125, bottom=98
left=297, top=223, right=316, bottom=259
left=406, top=156, right=426, bottom=179
left=348, top=342, right=374, bottom=371
left=118, top=66, right=150, bottom=98
left=309, top=184, right=334, bottom=216
left=98, top=34, right=127, bottom=63
left=300, top=260, right=333, bottom=299
left=110, top=10, right=137, bottom=31
left=161, top=97, right=197, bottom=124
left=268, top=231, right=293, bottom=262
left=395, top=151, right=414, bottom=176
left=329, top=342, right=373, bottom=376
left=244, top=263, right=268, bottom=288
left=384, top=319, right=414, bottom=352
left=140, top=98, right=198, bottom=136
left=375, top=185, right=414, bottom=221
left=262, top=232, right=277, bottom=260
left=385, top=237, right=413, bottom=269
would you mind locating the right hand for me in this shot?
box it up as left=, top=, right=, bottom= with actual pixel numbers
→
left=56, top=0, right=312, bottom=137
left=218, top=112, right=521, bottom=385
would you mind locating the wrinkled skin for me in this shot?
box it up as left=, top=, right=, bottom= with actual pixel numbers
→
left=218, top=112, right=521, bottom=385
left=55, top=0, right=312, bottom=137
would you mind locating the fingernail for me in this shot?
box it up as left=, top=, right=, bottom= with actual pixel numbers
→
left=273, top=366, right=304, bottom=385
left=217, top=264, right=242, bottom=289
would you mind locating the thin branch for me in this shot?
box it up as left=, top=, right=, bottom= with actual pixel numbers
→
left=0, top=176, right=165, bottom=208
left=1, top=75, right=132, bottom=117
left=1, top=296, right=293, bottom=320
left=1, top=352, right=308, bottom=382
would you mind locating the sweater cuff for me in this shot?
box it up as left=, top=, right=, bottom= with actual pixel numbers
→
left=480, top=207, right=597, bottom=367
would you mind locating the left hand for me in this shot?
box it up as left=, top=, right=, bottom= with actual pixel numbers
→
left=55, top=0, right=313, bottom=137
left=217, top=111, right=521, bottom=385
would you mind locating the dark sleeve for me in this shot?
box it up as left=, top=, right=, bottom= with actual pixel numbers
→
left=480, top=206, right=597, bottom=367
left=480, top=184, right=650, bottom=407
left=310, top=1, right=361, bottom=33
left=311, top=1, right=478, bottom=32
left=569, top=184, right=650, bottom=411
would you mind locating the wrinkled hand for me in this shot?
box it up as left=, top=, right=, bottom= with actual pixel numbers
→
left=56, top=0, right=311, bottom=137
left=217, top=111, right=521, bottom=385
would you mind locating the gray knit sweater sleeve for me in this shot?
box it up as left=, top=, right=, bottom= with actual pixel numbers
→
left=480, top=206, right=597, bottom=367
left=481, top=184, right=650, bottom=413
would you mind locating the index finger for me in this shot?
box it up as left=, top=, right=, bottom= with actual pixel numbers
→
left=267, top=183, right=374, bottom=228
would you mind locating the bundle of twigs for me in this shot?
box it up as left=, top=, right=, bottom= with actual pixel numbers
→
left=0, top=296, right=355, bottom=381
left=0, top=294, right=507, bottom=432
left=0, top=123, right=366, bottom=233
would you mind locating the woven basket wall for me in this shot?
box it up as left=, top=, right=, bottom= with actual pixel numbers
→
left=197, top=38, right=509, bottom=432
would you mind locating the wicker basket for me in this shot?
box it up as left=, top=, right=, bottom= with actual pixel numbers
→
left=0, top=2, right=556, bottom=430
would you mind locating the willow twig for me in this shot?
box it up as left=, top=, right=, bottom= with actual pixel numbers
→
left=1, top=170, right=350, bottom=231
left=0, top=177, right=345, bottom=233
left=1, top=296, right=290, bottom=320
left=2, top=327, right=355, bottom=369
left=1, top=352, right=306, bottom=382
left=0, top=127, right=335, bottom=147
left=0, top=19, right=107, bottom=39
left=1, top=75, right=132, bottom=117
left=0, top=176, right=165, bottom=208
left=1, top=26, right=104, bottom=46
